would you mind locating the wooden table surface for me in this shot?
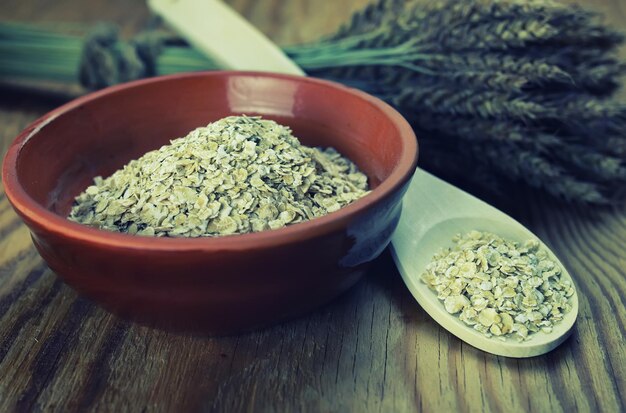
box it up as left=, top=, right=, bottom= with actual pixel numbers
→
left=1, top=0, right=625, bottom=412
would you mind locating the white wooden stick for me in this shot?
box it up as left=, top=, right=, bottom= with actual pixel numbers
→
left=148, top=0, right=305, bottom=75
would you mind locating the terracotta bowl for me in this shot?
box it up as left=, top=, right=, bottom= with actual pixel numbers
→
left=2, top=72, right=418, bottom=333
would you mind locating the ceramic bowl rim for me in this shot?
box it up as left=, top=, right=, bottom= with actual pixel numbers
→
left=2, top=71, right=418, bottom=252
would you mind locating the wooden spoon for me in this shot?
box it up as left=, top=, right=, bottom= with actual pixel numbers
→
left=390, top=169, right=578, bottom=357
left=149, top=0, right=579, bottom=358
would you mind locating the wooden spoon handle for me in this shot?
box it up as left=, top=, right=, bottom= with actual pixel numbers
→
left=148, top=0, right=305, bottom=75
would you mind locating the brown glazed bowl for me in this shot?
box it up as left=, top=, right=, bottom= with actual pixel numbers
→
left=2, top=72, right=418, bottom=333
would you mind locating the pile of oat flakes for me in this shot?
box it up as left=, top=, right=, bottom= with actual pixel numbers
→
left=69, top=116, right=370, bottom=237
left=421, top=231, right=574, bottom=341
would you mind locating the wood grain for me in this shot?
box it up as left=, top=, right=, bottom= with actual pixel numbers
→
left=0, top=0, right=625, bottom=412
